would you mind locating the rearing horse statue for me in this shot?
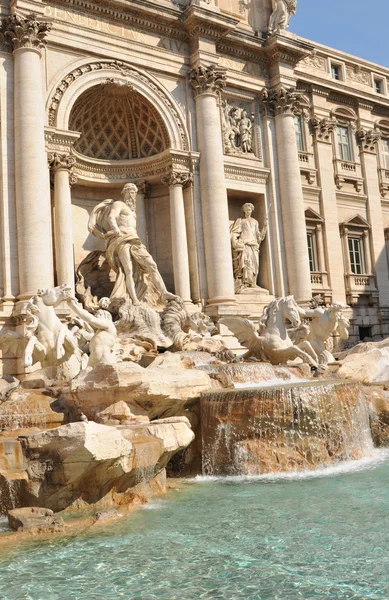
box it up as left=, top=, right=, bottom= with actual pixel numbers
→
left=222, top=296, right=319, bottom=368
left=0, top=284, right=84, bottom=372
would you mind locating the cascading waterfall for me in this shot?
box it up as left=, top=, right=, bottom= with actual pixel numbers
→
left=0, top=438, right=27, bottom=513
left=201, top=381, right=373, bottom=476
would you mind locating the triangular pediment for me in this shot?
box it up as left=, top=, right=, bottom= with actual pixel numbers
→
left=342, top=214, right=370, bottom=228
left=305, top=207, right=324, bottom=222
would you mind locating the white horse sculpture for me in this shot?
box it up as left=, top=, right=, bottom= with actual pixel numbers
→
left=222, top=296, right=319, bottom=368
left=0, top=284, right=83, bottom=371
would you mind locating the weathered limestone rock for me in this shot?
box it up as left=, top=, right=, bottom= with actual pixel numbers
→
left=64, top=353, right=212, bottom=421
left=145, top=417, right=195, bottom=467
left=0, top=376, right=20, bottom=402
left=0, top=389, right=67, bottom=430
left=366, top=386, right=389, bottom=446
left=0, top=416, right=195, bottom=513
left=96, top=401, right=149, bottom=425
left=8, top=507, right=64, bottom=533
left=19, top=422, right=134, bottom=511
left=338, top=347, right=389, bottom=384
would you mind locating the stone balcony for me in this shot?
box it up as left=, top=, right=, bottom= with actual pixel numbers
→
left=344, top=273, right=379, bottom=305
left=310, top=271, right=332, bottom=303
left=298, top=151, right=316, bottom=185
left=333, top=159, right=364, bottom=192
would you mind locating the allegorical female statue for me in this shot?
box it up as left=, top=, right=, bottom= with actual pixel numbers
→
left=230, top=203, right=268, bottom=293
left=268, top=0, right=297, bottom=35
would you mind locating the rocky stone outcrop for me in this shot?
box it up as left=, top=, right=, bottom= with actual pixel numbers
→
left=0, top=416, right=195, bottom=514
left=0, top=389, right=67, bottom=430
left=96, top=401, right=149, bottom=425
left=338, top=346, right=389, bottom=384
left=366, top=386, right=389, bottom=446
left=64, top=353, right=212, bottom=422
left=7, top=507, right=64, bottom=533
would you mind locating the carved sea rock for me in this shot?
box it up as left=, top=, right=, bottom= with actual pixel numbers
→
left=64, top=353, right=212, bottom=421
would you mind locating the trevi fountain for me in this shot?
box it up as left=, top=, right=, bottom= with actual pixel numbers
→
left=1, top=0, right=389, bottom=598
left=0, top=180, right=389, bottom=598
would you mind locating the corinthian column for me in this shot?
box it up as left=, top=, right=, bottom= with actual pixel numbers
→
left=357, top=128, right=389, bottom=304
left=189, top=66, right=235, bottom=306
left=5, top=13, right=54, bottom=299
left=136, top=181, right=150, bottom=248
left=49, top=153, right=77, bottom=292
left=311, top=116, right=346, bottom=303
left=261, top=87, right=312, bottom=302
left=162, top=171, right=192, bottom=302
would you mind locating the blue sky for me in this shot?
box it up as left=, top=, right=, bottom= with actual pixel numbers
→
left=291, top=0, right=389, bottom=68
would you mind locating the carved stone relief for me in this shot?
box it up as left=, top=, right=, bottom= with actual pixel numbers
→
left=221, top=100, right=256, bottom=155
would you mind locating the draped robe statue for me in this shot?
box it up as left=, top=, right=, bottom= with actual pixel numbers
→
left=268, top=0, right=297, bottom=35
left=88, top=183, right=175, bottom=308
left=230, top=203, right=268, bottom=293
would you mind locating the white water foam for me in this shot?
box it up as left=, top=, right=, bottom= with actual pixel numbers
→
left=194, top=448, right=389, bottom=484
left=234, top=377, right=309, bottom=389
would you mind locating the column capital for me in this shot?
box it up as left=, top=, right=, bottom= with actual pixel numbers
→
left=136, top=180, right=151, bottom=196
left=356, top=128, right=381, bottom=153
left=48, top=152, right=76, bottom=172
left=260, top=86, right=304, bottom=117
left=189, top=65, right=226, bottom=98
left=310, top=116, right=337, bottom=143
left=162, top=171, right=194, bottom=188
left=2, top=13, right=52, bottom=52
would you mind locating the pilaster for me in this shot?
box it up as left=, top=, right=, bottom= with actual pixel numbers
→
left=357, top=127, right=389, bottom=307
left=311, top=114, right=346, bottom=303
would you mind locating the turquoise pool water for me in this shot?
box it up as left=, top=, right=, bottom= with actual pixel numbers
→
left=1, top=452, right=389, bottom=600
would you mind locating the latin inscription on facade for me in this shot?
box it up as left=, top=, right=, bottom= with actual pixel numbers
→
left=43, top=6, right=188, bottom=53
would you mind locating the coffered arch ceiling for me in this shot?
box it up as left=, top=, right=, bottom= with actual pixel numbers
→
left=69, top=82, right=170, bottom=161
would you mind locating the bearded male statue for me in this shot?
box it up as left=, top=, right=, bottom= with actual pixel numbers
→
left=88, top=183, right=176, bottom=308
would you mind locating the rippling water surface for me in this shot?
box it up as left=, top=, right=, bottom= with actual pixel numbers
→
left=1, top=452, right=389, bottom=599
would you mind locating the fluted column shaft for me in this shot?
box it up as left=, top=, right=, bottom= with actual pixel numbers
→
left=262, top=87, right=312, bottom=302
left=162, top=172, right=192, bottom=302
left=49, top=153, right=76, bottom=292
left=7, top=14, right=54, bottom=298
left=190, top=66, right=235, bottom=304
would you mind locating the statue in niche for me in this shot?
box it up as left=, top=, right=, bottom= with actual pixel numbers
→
left=230, top=203, right=268, bottom=293
left=221, top=101, right=255, bottom=155
left=88, top=183, right=176, bottom=309
left=268, top=0, right=297, bottom=35
left=239, top=110, right=253, bottom=153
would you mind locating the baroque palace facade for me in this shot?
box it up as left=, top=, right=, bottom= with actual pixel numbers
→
left=0, top=0, right=388, bottom=372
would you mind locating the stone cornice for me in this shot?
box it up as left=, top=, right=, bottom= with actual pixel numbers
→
left=47, top=0, right=188, bottom=42
left=182, top=5, right=239, bottom=41
left=263, top=32, right=313, bottom=67
left=1, top=12, right=52, bottom=51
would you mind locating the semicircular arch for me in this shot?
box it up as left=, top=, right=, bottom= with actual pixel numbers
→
left=46, top=59, right=190, bottom=152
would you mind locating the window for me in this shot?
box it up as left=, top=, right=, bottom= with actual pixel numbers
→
left=374, top=79, right=384, bottom=94
left=348, top=237, right=363, bottom=274
left=381, top=139, right=389, bottom=169
left=336, top=126, right=352, bottom=161
left=294, top=115, right=304, bottom=151
left=359, top=326, right=371, bottom=341
left=307, top=233, right=317, bottom=272
left=331, top=64, right=341, bottom=81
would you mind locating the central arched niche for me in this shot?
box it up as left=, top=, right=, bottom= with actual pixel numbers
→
left=69, top=80, right=170, bottom=161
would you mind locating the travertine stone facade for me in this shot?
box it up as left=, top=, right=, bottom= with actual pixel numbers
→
left=0, top=0, right=389, bottom=373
